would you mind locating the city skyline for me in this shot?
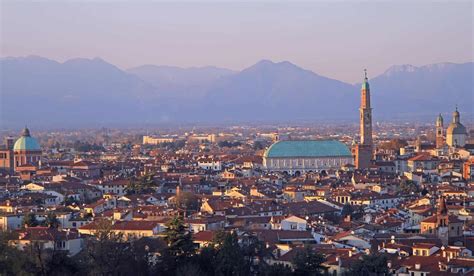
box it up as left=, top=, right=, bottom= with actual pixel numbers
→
left=1, top=2, right=474, bottom=275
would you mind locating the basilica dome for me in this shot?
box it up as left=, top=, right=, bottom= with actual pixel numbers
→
left=446, top=109, right=467, bottom=136
left=446, top=108, right=468, bottom=147
left=447, top=122, right=467, bottom=135
left=13, top=127, right=41, bottom=151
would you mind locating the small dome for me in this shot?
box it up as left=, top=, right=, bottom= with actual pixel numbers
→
left=13, top=127, right=41, bottom=151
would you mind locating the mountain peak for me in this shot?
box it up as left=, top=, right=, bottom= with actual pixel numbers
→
left=384, top=64, right=418, bottom=75
left=244, top=59, right=305, bottom=73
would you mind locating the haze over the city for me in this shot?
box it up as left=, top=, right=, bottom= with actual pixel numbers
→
left=2, top=2, right=474, bottom=276
left=1, top=1, right=472, bottom=83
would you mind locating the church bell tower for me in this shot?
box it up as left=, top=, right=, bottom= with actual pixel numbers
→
left=436, top=113, right=444, bottom=149
left=360, top=69, right=373, bottom=146
left=353, top=69, right=373, bottom=169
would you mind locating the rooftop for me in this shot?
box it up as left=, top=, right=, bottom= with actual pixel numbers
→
left=264, top=140, right=351, bottom=158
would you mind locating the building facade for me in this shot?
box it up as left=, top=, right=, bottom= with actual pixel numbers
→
left=420, top=197, right=463, bottom=245
left=263, top=140, right=353, bottom=175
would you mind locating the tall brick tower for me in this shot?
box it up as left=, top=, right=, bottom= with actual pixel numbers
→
left=360, top=69, right=373, bottom=146
left=353, top=69, right=373, bottom=169
left=436, top=113, right=444, bottom=149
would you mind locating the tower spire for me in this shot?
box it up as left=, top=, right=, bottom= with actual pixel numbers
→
left=364, top=68, right=368, bottom=80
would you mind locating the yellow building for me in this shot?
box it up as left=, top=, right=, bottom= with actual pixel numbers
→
left=420, top=197, right=463, bottom=245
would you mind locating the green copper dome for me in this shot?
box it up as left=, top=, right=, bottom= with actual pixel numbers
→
left=13, top=127, right=41, bottom=151
left=264, top=140, right=351, bottom=158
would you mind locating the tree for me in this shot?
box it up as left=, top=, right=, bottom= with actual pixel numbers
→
left=126, top=174, right=155, bottom=195
left=400, top=179, right=420, bottom=194
left=64, top=196, right=78, bottom=206
left=22, top=213, right=39, bottom=228
left=262, top=263, right=293, bottom=276
left=213, top=231, right=248, bottom=276
left=0, top=231, right=35, bottom=275
left=176, top=191, right=199, bottom=214
left=193, top=245, right=217, bottom=276
left=218, top=141, right=242, bottom=148
left=160, top=216, right=195, bottom=274
left=80, top=220, right=144, bottom=275
left=379, top=139, right=408, bottom=152
left=44, top=213, right=60, bottom=229
left=341, top=204, right=354, bottom=218
left=253, top=141, right=265, bottom=150
left=29, top=245, right=80, bottom=276
left=240, top=234, right=267, bottom=272
left=349, top=253, right=389, bottom=276
left=292, top=246, right=326, bottom=276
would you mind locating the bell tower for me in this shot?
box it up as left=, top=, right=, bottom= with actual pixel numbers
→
left=353, top=69, right=373, bottom=169
left=436, top=113, right=444, bottom=149
left=360, top=69, right=373, bottom=146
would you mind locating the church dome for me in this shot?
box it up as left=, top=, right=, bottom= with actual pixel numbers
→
left=446, top=107, right=468, bottom=136
left=13, top=127, right=41, bottom=151
left=447, top=122, right=467, bottom=135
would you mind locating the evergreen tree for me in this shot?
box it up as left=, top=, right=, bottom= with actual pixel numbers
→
left=160, top=216, right=195, bottom=274
left=292, top=246, right=326, bottom=276
left=176, top=191, right=199, bottom=213
left=349, top=253, right=389, bottom=276
left=194, top=245, right=217, bottom=276
left=341, top=204, right=354, bottom=218
left=262, top=263, right=293, bottom=276
left=80, top=220, right=142, bottom=275
left=213, top=231, right=247, bottom=276
left=400, top=179, right=420, bottom=194
left=0, top=231, right=35, bottom=275
left=22, top=213, right=39, bottom=228
left=44, top=213, right=60, bottom=228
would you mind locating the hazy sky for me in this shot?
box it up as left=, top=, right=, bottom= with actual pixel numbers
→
left=1, top=1, right=472, bottom=83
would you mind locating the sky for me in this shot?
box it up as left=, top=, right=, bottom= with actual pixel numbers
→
left=1, top=1, right=473, bottom=83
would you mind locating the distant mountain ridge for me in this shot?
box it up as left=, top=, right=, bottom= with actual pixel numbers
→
left=0, top=56, right=472, bottom=126
left=127, top=64, right=235, bottom=99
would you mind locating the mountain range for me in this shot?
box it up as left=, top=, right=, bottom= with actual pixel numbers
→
left=0, top=56, right=472, bottom=127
